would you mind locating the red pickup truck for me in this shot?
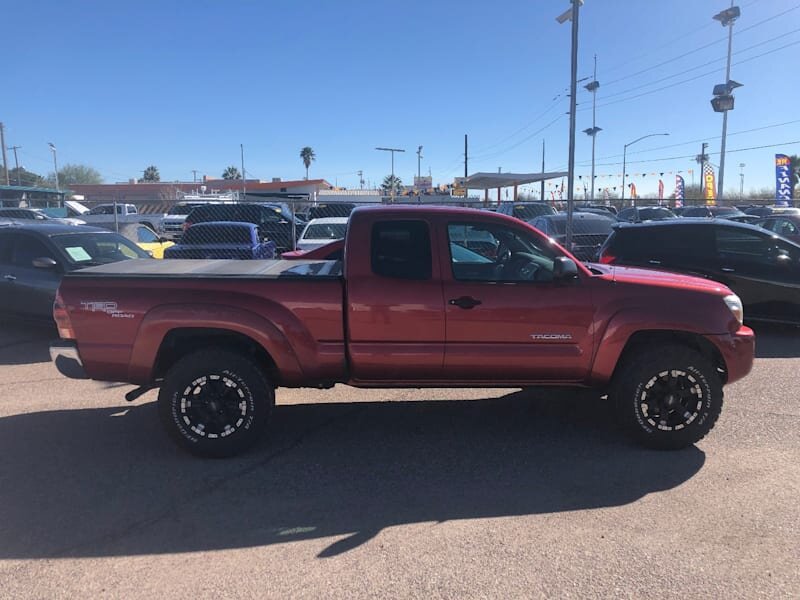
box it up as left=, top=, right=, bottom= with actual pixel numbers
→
left=50, top=206, right=755, bottom=457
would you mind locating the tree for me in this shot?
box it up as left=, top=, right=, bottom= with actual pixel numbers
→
left=222, top=166, right=241, bottom=180
left=381, top=174, right=403, bottom=195
left=46, top=163, right=103, bottom=186
left=7, top=167, right=46, bottom=187
left=300, top=147, right=316, bottom=180
left=141, top=165, right=160, bottom=182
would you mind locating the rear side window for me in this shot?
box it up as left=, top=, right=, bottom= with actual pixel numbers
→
left=371, top=220, right=431, bottom=280
left=610, top=226, right=713, bottom=260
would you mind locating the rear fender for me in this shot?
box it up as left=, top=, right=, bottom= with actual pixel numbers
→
left=128, top=304, right=304, bottom=385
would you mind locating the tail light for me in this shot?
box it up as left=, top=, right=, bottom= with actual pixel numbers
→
left=53, top=290, right=76, bottom=339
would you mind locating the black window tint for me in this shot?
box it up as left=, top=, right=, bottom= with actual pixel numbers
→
left=715, top=227, right=770, bottom=262
left=371, top=220, right=431, bottom=280
left=13, top=235, right=54, bottom=267
left=613, top=226, right=712, bottom=260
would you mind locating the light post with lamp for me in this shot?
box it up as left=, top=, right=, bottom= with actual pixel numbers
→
left=48, top=142, right=59, bottom=191
left=621, top=133, right=669, bottom=205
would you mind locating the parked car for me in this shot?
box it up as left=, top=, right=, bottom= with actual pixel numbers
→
left=282, top=238, right=344, bottom=260
left=530, top=212, right=615, bottom=261
left=307, top=203, right=356, bottom=220
left=754, top=215, right=800, bottom=243
left=497, top=201, right=557, bottom=221
left=117, top=223, right=174, bottom=259
left=0, top=207, right=86, bottom=226
left=160, top=202, right=222, bottom=241
left=598, top=219, right=800, bottom=324
left=743, top=206, right=800, bottom=217
left=724, top=214, right=762, bottom=225
left=80, top=203, right=164, bottom=232
left=616, top=206, right=677, bottom=223
left=297, top=217, right=349, bottom=252
left=575, top=203, right=618, bottom=216
left=50, top=205, right=754, bottom=457
left=0, top=223, right=150, bottom=321
left=679, top=205, right=745, bottom=219
left=164, top=222, right=277, bottom=260
left=184, top=203, right=301, bottom=252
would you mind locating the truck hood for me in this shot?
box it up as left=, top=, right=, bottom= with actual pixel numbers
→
left=588, top=263, right=732, bottom=297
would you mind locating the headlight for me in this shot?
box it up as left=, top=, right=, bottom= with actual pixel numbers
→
left=723, top=294, right=743, bottom=326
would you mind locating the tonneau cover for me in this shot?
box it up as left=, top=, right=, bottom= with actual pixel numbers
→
left=66, top=259, right=342, bottom=279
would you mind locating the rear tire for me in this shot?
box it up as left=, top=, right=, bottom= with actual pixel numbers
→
left=158, top=349, right=273, bottom=458
left=611, top=345, right=723, bottom=450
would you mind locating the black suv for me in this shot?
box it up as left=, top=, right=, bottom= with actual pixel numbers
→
left=496, top=202, right=556, bottom=221
left=184, top=203, right=302, bottom=252
left=598, top=219, right=800, bottom=323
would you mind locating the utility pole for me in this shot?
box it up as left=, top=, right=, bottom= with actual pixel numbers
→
left=464, top=134, right=469, bottom=201
left=191, top=169, right=198, bottom=183
left=0, top=123, right=9, bottom=185
left=583, top=54, right=601, bottom=202
left=357, top=170, right=364, bottom=189
left=695, top=142, right=709, bottom=200
left=240, top=144, right=246, bottom=201
left=416, top=146, right=423, bottom=180
left=48, top=143, right=59, bottom=192
left=739, top=162, right=745, bottom=196
left=540, top=140, right=546, bottom=201
left=564, top=0, right=581, bottom=249
left=9, top=146, right=21, bottom=185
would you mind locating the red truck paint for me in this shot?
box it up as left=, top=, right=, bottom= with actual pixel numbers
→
left=51, top=205, right=755, bottom=456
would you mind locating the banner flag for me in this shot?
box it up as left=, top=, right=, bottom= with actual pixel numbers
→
left=674, top=175, right=685, bottom=207
left=703, top=163, right=716, bottom=205
left=658, top=179, right=664, bottom=200
left=775, top=154, right=793, bottom=206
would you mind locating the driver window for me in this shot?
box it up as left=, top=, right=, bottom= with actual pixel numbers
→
left=447, top=223, right=556, bottom=283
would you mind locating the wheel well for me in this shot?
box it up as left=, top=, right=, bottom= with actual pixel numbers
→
left=153, top=328, right=279, bottom=384
left=616, top=330, right=728, bottom=383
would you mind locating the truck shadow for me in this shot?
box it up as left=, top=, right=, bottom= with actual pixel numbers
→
left=0, top=390, right=704, bottom=560
left=0, top=320, right=55, bottom=365
left=751, top=323, right=800, bottom=358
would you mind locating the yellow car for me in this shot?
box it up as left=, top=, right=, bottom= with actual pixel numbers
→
left=118, top=223, right=174, bottom=259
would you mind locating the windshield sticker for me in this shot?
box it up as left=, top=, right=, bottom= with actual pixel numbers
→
left=65, top=246, right=92, bottom=261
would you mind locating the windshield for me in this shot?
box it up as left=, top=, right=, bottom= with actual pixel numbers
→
left=182, top=225, right=254, bottom=245
left=303, top=223, right=348, bottom=240
left=51, top=232, right=150, bottom=265
left=168, top=204, right=203, bottom=215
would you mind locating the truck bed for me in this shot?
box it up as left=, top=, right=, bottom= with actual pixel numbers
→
left=67, top=258, right=342, bottom=279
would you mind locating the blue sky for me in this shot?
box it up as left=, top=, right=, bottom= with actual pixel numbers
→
left=4, top=0, right=799, bottom=197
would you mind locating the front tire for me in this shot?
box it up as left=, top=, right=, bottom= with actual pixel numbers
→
left=612, top=345, right=723, bottom=450
left=158, top=349, right=273, bottom=458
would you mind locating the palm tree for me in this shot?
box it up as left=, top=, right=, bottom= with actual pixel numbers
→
left=141, top=165, right=160, bottom=182
left=300, top=147, right=316, bottom=180
left=222, top=166, right=241, bottom=180
left=381, top=174, right=403, bottom=195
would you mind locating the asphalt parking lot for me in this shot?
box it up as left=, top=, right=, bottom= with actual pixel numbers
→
left=0, top=321, right=797, bottom=599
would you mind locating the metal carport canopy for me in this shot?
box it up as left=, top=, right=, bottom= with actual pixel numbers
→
left=465, top=171, right=568, bottom=189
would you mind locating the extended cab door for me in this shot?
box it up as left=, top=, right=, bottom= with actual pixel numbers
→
left=440, top=220, right=596, bottom=383
left=345, top=217, right=445, bottom=381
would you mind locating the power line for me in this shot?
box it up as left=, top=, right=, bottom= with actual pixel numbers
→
left=575, top=119, right=800, bottom=165
left=602, top=3, right=800, bottom=88
left=468, top=115, right=565, bottom=162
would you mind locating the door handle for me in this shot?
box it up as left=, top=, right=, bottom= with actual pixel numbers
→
left=720, top=267, right=735, bottom=273
left=449, top=296, right=482, bottom=309
left=3, top=274, right=16, bottom=282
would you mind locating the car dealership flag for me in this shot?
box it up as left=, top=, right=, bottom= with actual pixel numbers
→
left=775, top=154, right=793, bottom=206
left=658, top=179, right=664, bottom=200
left=703, top=163, right=716, bottom=205
left=674, top=175, right=685, bottom=207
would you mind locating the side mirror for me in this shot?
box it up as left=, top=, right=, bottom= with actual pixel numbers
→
left=553, top=256, right=578, bottom=281
left=33, top=256, right=58, bottom=269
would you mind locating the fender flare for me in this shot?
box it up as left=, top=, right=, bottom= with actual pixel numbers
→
left=127, top=303, right=305, bottom=384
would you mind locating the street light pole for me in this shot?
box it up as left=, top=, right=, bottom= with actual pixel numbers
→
left=739, top=162, right=745, bottom=196
left=564, top=0, right=581, bottom=249
left=620, top=133, right=669, bottom=206
left=583, top=55, right=601, bottom=203
left=375, top=147, right=405, bottom=202
left=48, top=143, right=59, bottom=191
left=714, top=2, right=740, bottom=200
